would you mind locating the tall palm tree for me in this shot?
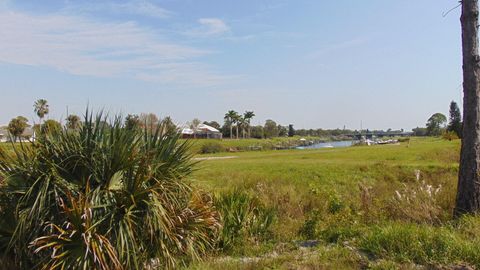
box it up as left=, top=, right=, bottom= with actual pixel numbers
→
left=243, top=111, right=255, bottom=138
left=232, top=113, right=241, bottom=139
left=238, top=116, right=247, bottom=139
left=66, top=114, right=81, bottom=130
left=33, top=99, right=49, bottom=124
left=224, top=110, right=238, bottom=139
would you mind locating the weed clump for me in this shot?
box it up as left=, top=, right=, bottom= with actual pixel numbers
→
left=359, top=222, right=480, bottom=268
left=215, top=189, right=276, bottom=253
left=443, top=131, right=459, bottom=141
left=298, top=209, right=321, bottom=239
left=386, top=169, right=444, bottom=224
left=200, top=141, right=225, bottom=154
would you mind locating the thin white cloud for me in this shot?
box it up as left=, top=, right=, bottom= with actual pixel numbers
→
left=64, top=0, right=173, bottom=19
left=199, top=18, right=230, bottom=34
left=116, top=0, right=173, bottom=18
left=0, top=10, right=234, bottom=86
left=185, top=18, right=230, bottom=37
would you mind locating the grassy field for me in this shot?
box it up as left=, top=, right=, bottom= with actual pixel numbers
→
left=186, top=137, right=480, bottom=269
left=2, top=137, right=477, bottom=269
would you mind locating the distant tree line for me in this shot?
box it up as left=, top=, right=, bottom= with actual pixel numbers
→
left=3, top=100, right=463, bottom=143
left=413, top=101, right=462, bottom=138
left=3, top=100, right=180, bottom=142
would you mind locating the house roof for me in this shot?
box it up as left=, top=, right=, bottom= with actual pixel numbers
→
left=196, top=123, right=220, bottom=133
left=181, top=128, right=194, bottom=135
left=180, top=123, right=220, bottom=134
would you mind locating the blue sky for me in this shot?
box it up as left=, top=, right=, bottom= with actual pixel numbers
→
left=0, top=0, right=463, bottom=130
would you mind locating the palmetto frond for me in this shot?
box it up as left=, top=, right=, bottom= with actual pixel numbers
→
left=31, top=192, right=122, bottom=270
left=0, top=110, right=220, bottom=269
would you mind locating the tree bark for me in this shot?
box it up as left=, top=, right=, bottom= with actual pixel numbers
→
left=455, top=0, right=480, bottom=216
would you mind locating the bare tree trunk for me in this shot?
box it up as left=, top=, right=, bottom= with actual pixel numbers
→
left=455, top=0, right=480, bottom=216
left=230, top=125, right=233, bottom=139
left=236, top=125, right=239, bottom=139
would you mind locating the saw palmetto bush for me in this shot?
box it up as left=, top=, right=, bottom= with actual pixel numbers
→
left=0, top=112, right=220, bottom=270
left=215, top=189, right=275, bottom=252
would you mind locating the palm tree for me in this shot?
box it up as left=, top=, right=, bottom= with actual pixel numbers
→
left=162, top=116, right=178, bottom=135
left=66, top=114, right=81, bottom=130
left=238, top=116, right=247, bottom=139
left=232, top=113, right=241, bottom=139
left=0, top=111, right=220, bottom=269
left=243, top=111, right=255, bottom=138
left=7, top=116, right=29, bottom=142
left=224, top=110, right=238, bottom=139
left=33, top=99, right=49, bottom=124
left=125, top=114, right=140, bottom=130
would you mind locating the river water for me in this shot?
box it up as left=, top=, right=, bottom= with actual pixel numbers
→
left=296, top=140, right=353, bottom=149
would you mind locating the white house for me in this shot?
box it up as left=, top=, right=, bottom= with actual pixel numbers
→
left=0, top=126, right=8, bottom=142
left=180, top=124, right=222, bottom=139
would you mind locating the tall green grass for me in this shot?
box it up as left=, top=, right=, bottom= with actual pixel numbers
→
left=360, top=221, right=480, bottom=267
left=187, top=138, right=473, bottom=269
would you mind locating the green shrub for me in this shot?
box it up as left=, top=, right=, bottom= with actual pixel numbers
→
left=0, top=112, right=220, bottom=270
left=320, top=223, right=363, bottom=244
left=360, top=223, right=480, bottom=268
left=442, top=131, right=459, bottom=141
left=298, top=209, right=320, bottom=239
left=215, top=189, right=275, bottom=252
left=328, top=194, right=345, bottom=214
left=200, top=141, right=225, bottom=154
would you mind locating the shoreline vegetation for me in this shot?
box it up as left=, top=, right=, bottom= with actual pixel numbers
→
left=190, top=136, right=326, bottom=154
left=190, top=136, right=409, bottom=155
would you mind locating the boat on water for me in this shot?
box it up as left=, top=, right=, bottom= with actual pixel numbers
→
left=376, top=139, right=399, bottom=145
